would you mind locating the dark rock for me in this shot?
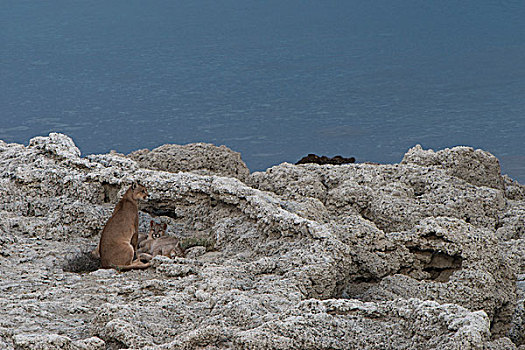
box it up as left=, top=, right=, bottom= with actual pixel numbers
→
left=296, top=153, right=356, bottom=165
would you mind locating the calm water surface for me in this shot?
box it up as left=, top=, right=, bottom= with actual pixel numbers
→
left=1, top=1, right=524, bottom=182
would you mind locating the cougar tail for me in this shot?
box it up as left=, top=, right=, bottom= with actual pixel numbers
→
left=113, top=260, right=151, bottom=272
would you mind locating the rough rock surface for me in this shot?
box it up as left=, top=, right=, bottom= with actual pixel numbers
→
left=0, top=133, right=524, bottom=349
left=401, top=144, right=505, bottom=190
left=127, top=142, right=250, bottom=181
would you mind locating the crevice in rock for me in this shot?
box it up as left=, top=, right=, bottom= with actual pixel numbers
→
left=339, top=276, right=381, bottom=300
left=26, top=202, right=35, bottom=216
left=357, top=208, right=394, bottom=234
left=358, top=207, right=375, bottom=225
left=494, top=219, right=503, bottom=231
left=142, top=205, right=178, bottom=219
left=319, top=173, right=332, bottom=206
left=491, top=301, right=516, bottom=342
left=411, top=182, right=427, bottom=197
left=104, top=339, right=128, bottom=350
left=404, top=248, right=463, bottom=282
left=102, top=182, right=120, bottom=204
left=422, top=231, right=453, bottom=243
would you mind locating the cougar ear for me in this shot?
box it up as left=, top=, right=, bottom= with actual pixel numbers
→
left=162, top=223, right=167, bottom=230
left=131, top=182, right=137, bottom=190
left=150, top=220, right=154, bottom=227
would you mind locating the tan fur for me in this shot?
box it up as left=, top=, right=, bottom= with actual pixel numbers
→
left=150, top=236, right=185, bottom=258
left=91, top=190, right=150, bottom=260
left=92, top=231, right=148, bottom=259
left=136, top=223, right=154, bottom=249
left=91, top=245, right=101, bottom=259
left=137, top=221, right=185, bottom=261
left=138, top=220, right=167, bottom=252
left=99, top=183, right=150, bottom=270
left=137, top=232, right=148, bottom=247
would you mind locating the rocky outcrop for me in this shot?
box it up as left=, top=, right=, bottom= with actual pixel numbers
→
left=0, top=133, right=524, bottom=349
left=127, top=142, right=250, bottom=181
left=295, top=153, right=356, bottom=165
left=401, top=144, right=505, bottom=190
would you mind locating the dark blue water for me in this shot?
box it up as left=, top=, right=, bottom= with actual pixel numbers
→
left=1, top=1, right=525, bottom=182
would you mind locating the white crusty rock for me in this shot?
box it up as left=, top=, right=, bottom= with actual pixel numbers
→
left=28, top=132, right=82, bottom=160
left=128, top=142, right=250, bottom=180
left=401, top=144, right=505, bottom=190
left=0, top=133, right=524, bottom=349
left=233, top=298, right=494, bottom=349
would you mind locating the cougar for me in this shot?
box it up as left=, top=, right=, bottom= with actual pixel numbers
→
left=98, top=183, right=151, bottom=271
left=138, top=221, right=185, bottom=261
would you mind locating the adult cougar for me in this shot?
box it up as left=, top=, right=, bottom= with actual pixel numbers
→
left=99, top=183, right=150, bottom=271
